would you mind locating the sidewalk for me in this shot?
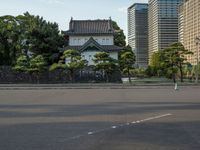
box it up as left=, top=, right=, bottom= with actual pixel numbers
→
left=0, top=83, right=199, bottom=90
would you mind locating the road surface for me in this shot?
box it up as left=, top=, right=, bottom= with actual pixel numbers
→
left=0, top=86, right=200, bottom=150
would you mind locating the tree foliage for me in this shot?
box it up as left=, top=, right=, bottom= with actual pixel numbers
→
left=119, top=45, right=135, bottom=69
left=0, top=15, right=20, bottom=65
left=112, top=21, right=126, bottom=47
left=50, top=49, right=87, bottom=82
left=147, top=51, right=165, bottom=77
left=0, top=12, right=64, bottom=66
left=14, top=55, right=47, bottom=82
left=28, top=55, right=47, bottom=74
left=120, top=51, right=136, bottom=83
left=161, top=42, right=193, bottom=82
left=93, top=52, right=118, bottom=82
left=14, top=55, right=29, bottom=72
left=147, top=43, right=193, bottom=83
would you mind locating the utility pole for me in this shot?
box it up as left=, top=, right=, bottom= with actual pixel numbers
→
left=195, top=37, right=200, bottom=84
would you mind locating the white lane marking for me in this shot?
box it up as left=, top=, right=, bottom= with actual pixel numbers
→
left=88, top=132, right=93, bottom=135
left=94, top=128, right=109, bottom=134
left=61, top=113, right=172, bottom=142
left=70, top=135, right=82, bottom=139
left=112, top=126, right=117, bottom=129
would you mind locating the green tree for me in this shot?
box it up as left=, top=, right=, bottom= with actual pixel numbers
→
left=120, top=51, right=136, bottom=83
left=14, top=55, right=29, bottom=72
left=0, top=12, right=65, bottom=66
left=149, top=51, right=165, bottom=77
left=16, top=12, right=65, bottom=64
left=150, top=52, right=162, bottom=67
left=119, top=45, right=134, bottom=70
left=162, top=42, right=193, bottom=82
left=112, top=21, right=126, bottom=47
left=131, top=68, right=146, bottom=78
left=93, top=52, right=118, bottom=82
left=28, top=55, right=47, bottom=82
left=0, top=15, right=21, bottom=65
left=14, top=55, right=46, bottom=83
left=50, top=49, right=87, bottom=82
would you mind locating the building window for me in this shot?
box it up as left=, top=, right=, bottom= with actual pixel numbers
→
left=102, top=38, right=105, bottom=44
left=78, top=39, right=80, bottom=44
left=74, top=39, right=77, bottom=44
left=106, top=39, right=109, bottom=44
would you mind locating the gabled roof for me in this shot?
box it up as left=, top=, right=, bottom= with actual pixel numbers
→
left=80, top=37, right=104, bottom=52
left=64, top=18, right=115, bottom=36
left=62, top=37, right=123, bottom=52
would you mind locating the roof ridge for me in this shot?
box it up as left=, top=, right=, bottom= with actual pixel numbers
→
left=65, top=18, right=115, bottom=35
left=72, top=19, right=110, bottom=22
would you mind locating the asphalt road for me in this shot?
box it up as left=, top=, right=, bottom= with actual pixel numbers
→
left=0, top=86, right=200, bottom=150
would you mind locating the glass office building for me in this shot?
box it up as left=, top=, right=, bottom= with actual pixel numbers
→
left=128, top=3, right=148, bottom=68
left=148, top=0, right=183, bottom=62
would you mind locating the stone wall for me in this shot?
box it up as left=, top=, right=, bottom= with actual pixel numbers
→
left=0, top=66, right=122, bottom=83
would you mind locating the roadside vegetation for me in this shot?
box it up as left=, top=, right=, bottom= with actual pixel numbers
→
left=0, top=12, right=199, bottom=83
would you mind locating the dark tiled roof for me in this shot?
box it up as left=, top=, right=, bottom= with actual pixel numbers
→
left=63, top=45, right=122, bottom=52
left=62, top=38, right=123, bottom=52
left=64, top=19, right=115, bottom=35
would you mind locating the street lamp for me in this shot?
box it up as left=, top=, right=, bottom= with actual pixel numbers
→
left=195, top=37, right=200, bottom=83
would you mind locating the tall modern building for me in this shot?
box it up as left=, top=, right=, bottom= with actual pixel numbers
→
left=128, top=3, right=148, bottom=68
left=179, top=0, right=200, bottom=65
left=148, top=0, right=183, bottom=62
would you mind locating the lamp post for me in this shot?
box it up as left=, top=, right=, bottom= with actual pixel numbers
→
left=195, top=37, right=200, bottom=84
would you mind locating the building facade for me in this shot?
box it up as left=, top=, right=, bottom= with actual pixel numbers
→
left=128, top=3, right=148, bottom=68
left=148, top=0, right=183, bottom=62
left=64, top=18, right=122, bottom=65
left=179, top=0, right=200, bottom=65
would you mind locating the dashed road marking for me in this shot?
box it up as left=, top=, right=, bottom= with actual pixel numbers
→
left=111, top=126, right=117, bottom=129
left=61, top=113, right=172, bottom=142
left=88, top=132, right=93, bottom=135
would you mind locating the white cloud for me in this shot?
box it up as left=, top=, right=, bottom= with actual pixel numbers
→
left=118, top=7, right=127, bottom=13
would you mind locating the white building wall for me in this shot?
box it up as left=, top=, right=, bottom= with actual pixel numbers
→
left=81, top=51, right=118, bottom=66
left=69, top=36, right=114, bottom=46
left=109, top=52, right=118, bottom=60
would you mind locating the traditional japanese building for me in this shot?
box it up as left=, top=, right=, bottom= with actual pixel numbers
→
left=63, top=18, right=123, bottom=65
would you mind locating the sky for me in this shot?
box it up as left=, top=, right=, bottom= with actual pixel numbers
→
left=0, top=0, right=148, bottom=37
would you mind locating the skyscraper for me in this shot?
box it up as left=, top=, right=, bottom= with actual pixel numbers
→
left=148, top=0, right=183, bottom=62
left=179, top=0, right=200, bottom=65
left=128, top=3, right=148, bottom=68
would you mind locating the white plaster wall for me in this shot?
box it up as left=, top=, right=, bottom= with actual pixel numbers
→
left=81, top=51, right=97, bottom=66
left=81, top=51, right=118, bottom=66
left=109, top=52, right=118, bottom=60
left=69, top=36, right=114, bottom=46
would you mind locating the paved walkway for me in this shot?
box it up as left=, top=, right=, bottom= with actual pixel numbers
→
left=0, top=83, right=199, bottom=89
